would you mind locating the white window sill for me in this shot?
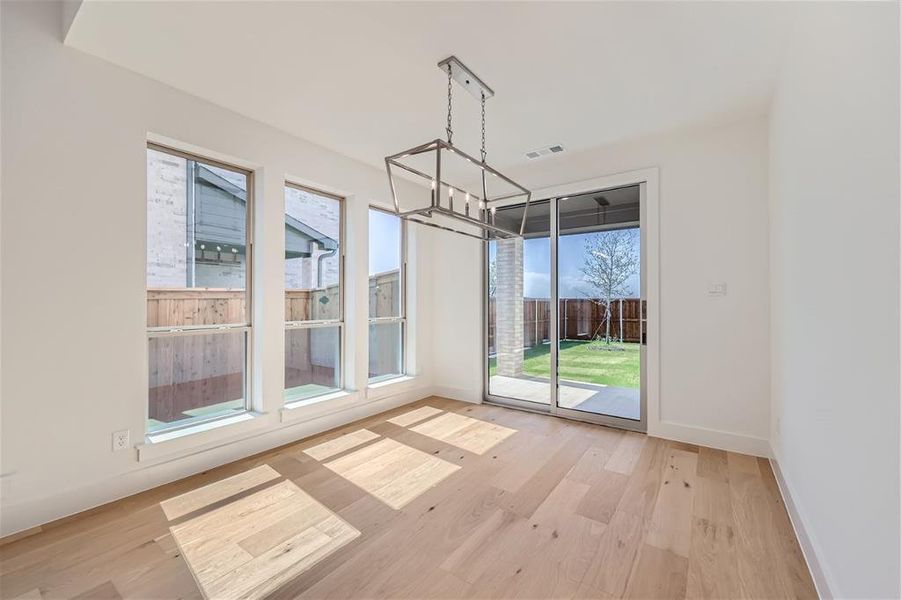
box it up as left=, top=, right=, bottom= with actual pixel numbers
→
left=284, top=389, right=353, bottom=409
left=138, top=411, right=269, bottom=462
left=280, top=390, right=361, bottom=423
left=367, top=375, right=417, bottom=400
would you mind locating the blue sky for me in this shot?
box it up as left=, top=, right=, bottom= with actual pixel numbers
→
left=489, top=232, right=640, bottom=299
left=368, top=211, right=640, bottom=298
left=369, top=209, right=402, bottom=275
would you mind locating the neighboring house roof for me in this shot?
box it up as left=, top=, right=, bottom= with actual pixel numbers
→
left=285, top=213, right=339, bottom=252
left=195, top=165, right=337, bottom=257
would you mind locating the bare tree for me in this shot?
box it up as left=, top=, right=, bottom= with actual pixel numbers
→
left=580, top=229, right=639, bottom=344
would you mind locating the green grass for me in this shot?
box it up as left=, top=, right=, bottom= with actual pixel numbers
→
left=489, top=340, right=640, bottom=389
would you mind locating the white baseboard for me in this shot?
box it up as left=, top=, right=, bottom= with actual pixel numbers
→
left=650, top=420, right=771, bottom=457
left=769, top=455, right=835, bottom=599
left=1, top=385, right=432, bottom=539
left=430, top=385, right=482, bottom=404
left=429, top=391, right=769, bottom=457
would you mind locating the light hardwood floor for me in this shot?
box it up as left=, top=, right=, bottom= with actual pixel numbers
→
left=0, top=397, right=816, bottom=599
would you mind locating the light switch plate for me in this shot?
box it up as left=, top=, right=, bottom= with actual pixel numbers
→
left=708, top=282, right=727, bottom=297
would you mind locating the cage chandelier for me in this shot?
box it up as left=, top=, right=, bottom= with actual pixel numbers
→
left=384, top=56, right=532, bottom=240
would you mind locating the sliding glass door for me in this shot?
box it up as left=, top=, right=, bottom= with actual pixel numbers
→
left=484, top=185, right=647, bottom=431
left=487, top=201, right=552, bottom=409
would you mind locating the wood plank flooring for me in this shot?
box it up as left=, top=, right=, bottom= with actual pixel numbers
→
left=0, top=397, right=817, bottom=599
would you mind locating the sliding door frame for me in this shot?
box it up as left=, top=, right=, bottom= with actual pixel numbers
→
left=483, top=168, right=659, bottom=434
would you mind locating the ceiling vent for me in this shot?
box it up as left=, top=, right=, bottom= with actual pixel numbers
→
left=525, top=144, right=565, bottom=160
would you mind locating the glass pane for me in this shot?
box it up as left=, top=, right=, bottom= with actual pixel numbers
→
left=368, top=209, right=402, bottom=318
left=487, top=200, right=552, bottom=405
left=284, top=326, right=341, bottom=403
left=369, top=321, right=403, bottom=383
left=148, top=330, right=246, bottom=432
left=557, top=187, right=641, bottom=420
left=285, top=186, right=341, bottom=322
left=146, top=147, right=249, bottom=327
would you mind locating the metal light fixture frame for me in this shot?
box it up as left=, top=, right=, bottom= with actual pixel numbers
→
left=385, top=56, right=532, bottom=240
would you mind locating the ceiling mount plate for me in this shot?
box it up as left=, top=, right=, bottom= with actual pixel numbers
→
left=438, top=56, right=494, bottom=100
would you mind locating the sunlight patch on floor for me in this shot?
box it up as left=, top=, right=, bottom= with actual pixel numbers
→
left=409, top=412, right=517, bottom=455
left=161, top=464, right=282, bottom=520
left=168, top=477, right=359, bottom=600
left=387, top=405, right=444, bottom=427
left=323, top=437, right=460, bottom=509
left=303, top=429, right=380, bottom=461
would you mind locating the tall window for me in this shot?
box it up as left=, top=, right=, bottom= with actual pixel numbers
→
left=368, top=208, right=405, bottom=383
left=284, top=184, right=343, bottom=403
left=146, top=145, right=252, bottom=433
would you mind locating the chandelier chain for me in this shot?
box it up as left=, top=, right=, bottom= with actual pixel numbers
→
left=445, top=64, right=453, bottom=144
left=480, top=91, right=487, bottom=162
left=383, top=57, right=532, bottom=240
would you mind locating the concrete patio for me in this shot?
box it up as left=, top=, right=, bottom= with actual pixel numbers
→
left=489, top=374, right=640, bottom=421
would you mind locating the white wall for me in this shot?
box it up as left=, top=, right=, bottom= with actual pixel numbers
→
left=0, top=1, right=434, bottom=536
left=769, top=3, right=900, bottom=598
left=431, top=229, right=484, bottom=403
left=433, top=117, right=773, bottom=455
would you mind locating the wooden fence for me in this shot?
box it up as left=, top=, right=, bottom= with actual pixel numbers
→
left=487, top=297, right=641, bottom=355
left=147, top=270, right=401, bottom=424
left=147, top=270, right=399, bottom=328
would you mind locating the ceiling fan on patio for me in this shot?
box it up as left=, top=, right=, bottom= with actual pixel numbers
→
left=384, top=56, right=532, bottom=240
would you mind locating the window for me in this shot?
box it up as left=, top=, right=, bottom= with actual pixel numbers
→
left=284, top=183, right=344, bottom=403
left=368, top=208, right=405, bottom=383
left=146, top=145, right=252, bottom=433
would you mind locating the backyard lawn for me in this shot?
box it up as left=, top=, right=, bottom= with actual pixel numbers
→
left=489, top=340, right=640, bottom=388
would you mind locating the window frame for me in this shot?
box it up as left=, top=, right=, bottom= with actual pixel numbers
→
left=284, top=182, right=346, bottom=403
left=367, top=205, right=407, bottom=384
left=145, top=142, right=254, bottom=434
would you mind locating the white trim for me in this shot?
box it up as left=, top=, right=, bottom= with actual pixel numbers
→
left=3, top=386, right=432, bottom=538
left=146, top=132, right=263, bottom=172
left=282, top=182, right=347, bottom=398
left=654, top=420, right=771, bottom=457
left=281, top=390, right=359, bottom=423
left=367, top=205, right=410, bottom=383
left=493, top=167, right=661, bottom=434
left=770, top=456, right=835, bottom=599
left=283, top=173, right=353, bottom=202
left=549, top=193, right=560, bottom=419
left=367, top=375, right=419, bottom=400
left=529, top=168, right=659, bottom=203
left=431, top=384, right=482, bottom=404
left=144, top=142, right=257, bottom=434
left=139, top=412, right=270, bottom=462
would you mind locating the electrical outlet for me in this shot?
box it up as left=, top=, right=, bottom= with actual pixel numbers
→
left=112, top=429, right=130, bottom=452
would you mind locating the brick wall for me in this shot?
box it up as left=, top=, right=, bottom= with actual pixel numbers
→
left=146, top=149, right=188, bottom=287
left=495, top=237, right=524, bottom=376
left=148, top=152, right=342, bottom=291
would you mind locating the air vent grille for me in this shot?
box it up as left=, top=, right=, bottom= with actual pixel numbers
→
left=525, top=144, right=565, bottom=160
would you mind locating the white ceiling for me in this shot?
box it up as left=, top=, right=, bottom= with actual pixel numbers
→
left=67, top=1, right=800, bottom=173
